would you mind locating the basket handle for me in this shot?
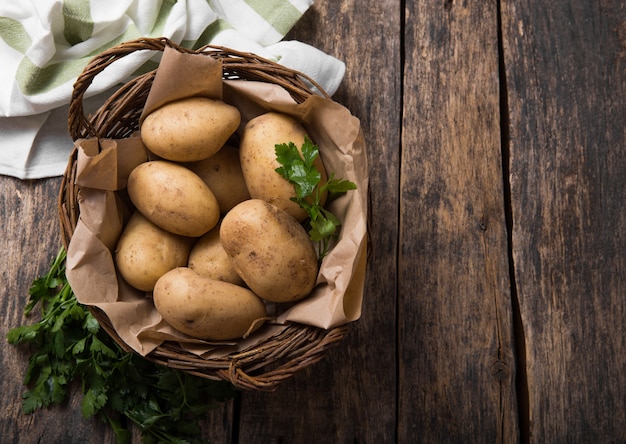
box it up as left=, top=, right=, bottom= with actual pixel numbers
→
left=68, top=37, right=329, bottom=140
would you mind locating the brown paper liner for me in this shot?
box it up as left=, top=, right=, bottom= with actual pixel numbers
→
left=65, top=47, right=368, bottom=357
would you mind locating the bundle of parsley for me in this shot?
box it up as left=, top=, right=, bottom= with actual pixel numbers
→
left=7, top=248, right=237, bottom=444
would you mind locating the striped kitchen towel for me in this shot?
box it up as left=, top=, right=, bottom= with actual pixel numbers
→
left=0, top=0, right=345, bottom=179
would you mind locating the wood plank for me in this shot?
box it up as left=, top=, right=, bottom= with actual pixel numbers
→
left=501, top=1, right=626, bottom=441
left=236, top=1, right=402, bottom=442
left=399, top=1, right=519, bottom=441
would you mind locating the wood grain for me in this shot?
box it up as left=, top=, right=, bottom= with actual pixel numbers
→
left=502, top=0, right=626, bottom=441
left=399, top=1, right=518, bottom=441
left=236, top=1, right=403, bottom=442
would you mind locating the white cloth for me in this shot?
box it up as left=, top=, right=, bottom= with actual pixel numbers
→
left=0, top=0, right=345, bottom=179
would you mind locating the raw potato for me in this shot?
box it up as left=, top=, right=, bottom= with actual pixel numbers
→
left=127, top=160, right=220, bottom=237
left=115, top=212, right=193, bottom=292
left=220, top=199, right=318, bottom=303
left=153, top=267, right=267, bottom=341
left=188, top=225, right=244, bottom=285
left=185, top=145, right=250, bottom=213
left=239, top=112, right=328, bottom=221
left=141, top=97, right=240, bottom=162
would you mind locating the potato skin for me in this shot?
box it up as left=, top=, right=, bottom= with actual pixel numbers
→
left=127, top=160, right=220, bottom=237
left=220, top=199, right=318, bottom=303
left=115, top=212, right=193, bottom=292
left=239, top=112, right=328, bottom=221
left=141, top=97, right=241, bottom=162
left=153, top=267, right=267, bottom=341
left=188, top=225, right=244, bottom=285
left=185, top=145, right=250, bottom=214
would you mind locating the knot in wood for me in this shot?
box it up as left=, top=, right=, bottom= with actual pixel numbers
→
left=490, top=359, right=511, bottom=381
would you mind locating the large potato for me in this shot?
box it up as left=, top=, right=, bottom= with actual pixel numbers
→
left=239, top=112, right=328, bottom=221
left=220, top=199, right=318, bottom=303
left=141, top=97, right=240, bottom=162
left=153, top=267, right=267, bottom=341
left=188, top=225, right=244, bottom=285
left=185, top=144, right=250, bottom=213
left=115, top=212, right=193, bottom=292
left=127, top=160, right=220, bottom=237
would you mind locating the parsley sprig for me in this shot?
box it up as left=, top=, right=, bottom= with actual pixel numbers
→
left=7, top=248, right=236, bottom=444
left=275, top=136, right=357, bottom=260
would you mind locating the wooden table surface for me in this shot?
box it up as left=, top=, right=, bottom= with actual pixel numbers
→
left=2, top=1, right=625, bottom=442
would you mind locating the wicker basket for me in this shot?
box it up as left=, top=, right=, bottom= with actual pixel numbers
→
left=58, top=37, right=353, bottom=391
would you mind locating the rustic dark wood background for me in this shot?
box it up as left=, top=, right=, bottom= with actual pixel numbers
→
left=2, top=1, right=625, bottom=442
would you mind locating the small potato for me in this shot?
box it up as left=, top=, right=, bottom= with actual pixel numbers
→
left=115, top=212, right=193, bottom=292
left=141, top=97, right=240, bottom=162
left=188, top=225, right=244, bottom=285
left=220, top=199, right=318, bottom=303
left=153, top=267, right=267, bottom=341
left=239, top=112, right=328, bottom=221
left=185, top=145, right=250, bottom=213
left=127, top=160, right=220, bottom=237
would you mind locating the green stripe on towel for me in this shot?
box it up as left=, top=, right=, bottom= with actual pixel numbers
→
left=182, top=19, right=234, bottom=49
left=244, top=0, right=302, bottom=36
left=152, top=0, right=177, bottom=36
left=63, top=0, right=94, bottom=46
left=0, top=17, right=32, bottom=53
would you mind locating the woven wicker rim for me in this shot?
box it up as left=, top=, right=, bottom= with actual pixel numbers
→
left=58, top=37, right=350, bottom=391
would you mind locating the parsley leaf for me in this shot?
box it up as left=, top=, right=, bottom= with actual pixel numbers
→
left=275, top=139, right=321, bottom=198
left=7, top=248, right=237, bottom=443
left=275, top=137, right=357, bottom=260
